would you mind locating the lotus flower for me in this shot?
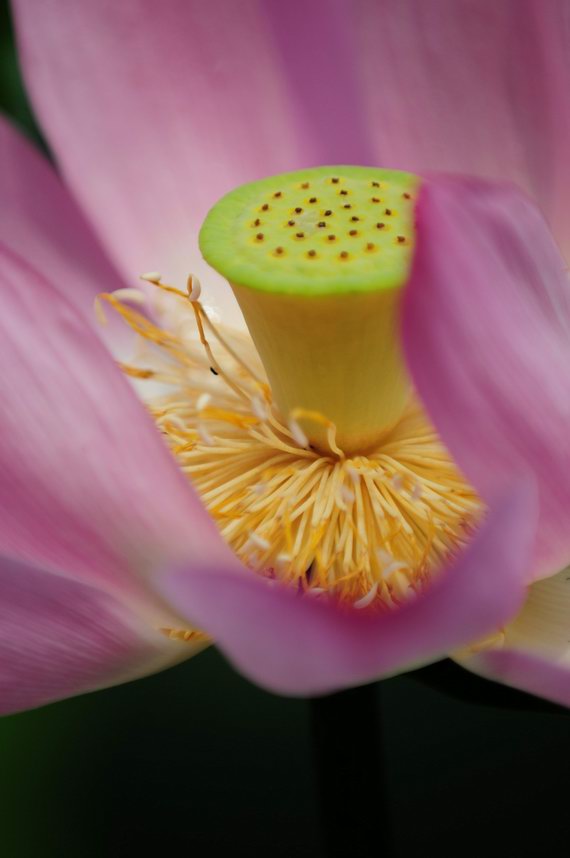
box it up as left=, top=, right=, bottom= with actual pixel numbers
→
left=1, top=0, right=570, bottom=715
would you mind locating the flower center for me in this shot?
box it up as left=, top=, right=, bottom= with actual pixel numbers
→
left=100, top=250, right=479, bottom=612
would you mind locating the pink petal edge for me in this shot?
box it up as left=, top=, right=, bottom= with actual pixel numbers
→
left=403, top=175, right=570, bottom=580
left=155, top=481, right=537, bottom=697
left=0, top=553, right=193, bottom=716
left=459, top=649, right=570, bottom=710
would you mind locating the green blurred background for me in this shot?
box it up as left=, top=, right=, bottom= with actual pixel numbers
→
left=1, top=3, right=570, bottom=856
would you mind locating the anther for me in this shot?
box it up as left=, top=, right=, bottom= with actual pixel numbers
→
left=301, top=182, right=310, bottom=189
left=349, top=230, right=358, bottom=236
left=317, top=221, right=326, bottom=228
left=331, top=177, right=340, bottom=184
left=376, top=222, right=385, bottom=229
left=210, top=367, right=219, bottom=375
left=110, top=287, right=147, bottom=306
left=287, top=220, right=295, bottom=226
left=140, top=271, right=162, bottom=283
left=251, top=395, right=269, bottom=421
left=296, top=232, right=305, bottom=239
left=273, top=191, right=282, bottom=198
left=353, top=583, right=379, bottom=610
left=275, top=246, right=285, bottom=255
left=371, top=197, right=380, bottom=203
left=385, top=208, right=393, bottom=215
left=339, top=190, right=348, bottom=196
left=324, top=210, right=333, bottom=216
left=327, top=235, right=336, bottom=241
left=343, top=204, right=352, bottom=209
left=350, top=216, right=360, bottom=222
left=247, top=531, right=271, bottom=552
left=187, top=274, right=202, bottom=302
left=256, top=233, right=264, bottom=241
left=294, top=207, right=303, bottom=213
left=339, top=251, right=349, bottom=259
left=403, top=192, right=411, bottom=199
left=196, top=392, right=211, bottom=411
left=307, top=249, right=317, bottom=258
left=309, top=197, right=318, bottom=203
left=261, top=204, right=269, bottom=211
left=397, top=235, right=406, bottom=243
left=366, top=243, right=375, bottom=251
left=254, top=218, right=261, bottom=226
left=198, top=424, right=214, bottom=446
left=371, top=181, right=380, bottom=187
left=288, top=417, right=310, bottom=448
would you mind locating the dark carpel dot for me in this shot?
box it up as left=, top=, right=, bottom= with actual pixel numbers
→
left=349, top=230, right=358, bottom=236
left=254, top=218, right=261, bottom=226
left=331, top=177, right=340, bottom=184
left=287, top=220, right=295, bottom=226
left=309, top=197, right=318, bottom=203
left=256, top=233, right=264, bottom=240
left=376, top=222, right=386, bottom=229
left=295, top=207, right=303, bottom=214
left=318, top=221, right=326, bottom=228
left=307, top=250, right=317, bottom=258
left=350, top=216, right=360, bottom=222
left=324, top=210, right=333, bottom=216
left=327, top=235, right=336, bottom=241
left=385, top=208, right=393, bottom=216
left=273, top=191, right=282, bottom=198
left=296, top=232, right=305, bottom=239
left=339, top=190, right=348, bottom=196
left=261, top=204, right=269, bottom=211
left=343, top=204, right=352, bottom=209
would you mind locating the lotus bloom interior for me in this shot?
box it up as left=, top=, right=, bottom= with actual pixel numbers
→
left=2, top=0, right=570, bottom=714
left=104, top=166, right=480, bottom=618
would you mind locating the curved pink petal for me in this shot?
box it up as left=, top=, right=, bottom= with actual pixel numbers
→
left=0, top=114, right=125, bottom=318
left=456, top=568, right=570, bottom=708
left=0, top=553, right=194, bottom=716
left=353, top=0, right=570, bottom=257
left=0, top=242, right=238, bottom=596
left=463, top=650, right=570, bottom=709
left=156, top=482, right=536, bottom=696
left=12, top=0, right=360, bottom=324
left=403, top=176, right=570, bottom=580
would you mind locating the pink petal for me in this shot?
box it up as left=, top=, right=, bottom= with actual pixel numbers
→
left=456, top=567, right=570, bottom=708
left=262, top=0, right=375, bottom=166
left=12, top=0, right=340, bottom=324
left=0, top=114, right=125, bottom=318
left=0, top=242, right=237, bottom=595
left=0, top=553, right=193, bottom=715
left=402, top=176, right=570, bottom=580
left=156, top=482, right=536, bottom=696
left=353, top=0, right=570, bottom=257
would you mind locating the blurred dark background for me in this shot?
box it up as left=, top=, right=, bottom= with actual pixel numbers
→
left=1, top=3, right=570, bottom=856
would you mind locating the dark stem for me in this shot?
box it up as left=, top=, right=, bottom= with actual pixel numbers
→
left=309, top=683, right=391, bottom=858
